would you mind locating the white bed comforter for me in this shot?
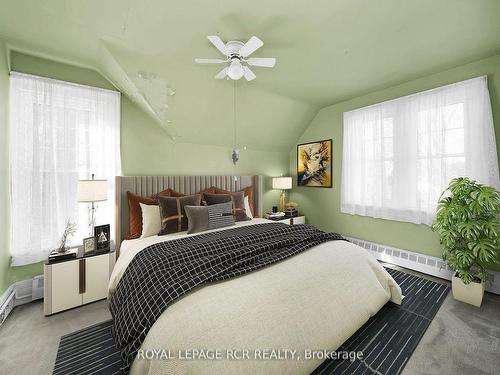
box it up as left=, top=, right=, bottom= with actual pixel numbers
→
left=109, top=219, right=402, bottom=375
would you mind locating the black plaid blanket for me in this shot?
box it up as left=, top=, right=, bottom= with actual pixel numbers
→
left=110, top=223, right=345, bottom=373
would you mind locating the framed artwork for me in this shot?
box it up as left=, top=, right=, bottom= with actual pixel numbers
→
left=297, top=139, right=332, bottom=188
left=83, top=236, right=97, bottom=254
left=94, top=224, right=110, bottom=251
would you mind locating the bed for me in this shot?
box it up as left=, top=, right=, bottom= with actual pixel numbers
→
left=109, top=175, right=402, bottom=374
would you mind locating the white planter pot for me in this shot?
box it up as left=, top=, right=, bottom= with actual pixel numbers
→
left=451, top=275, right=485, bottom=307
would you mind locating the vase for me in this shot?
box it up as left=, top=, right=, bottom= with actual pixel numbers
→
left=451, top=274, right=485, bottom=307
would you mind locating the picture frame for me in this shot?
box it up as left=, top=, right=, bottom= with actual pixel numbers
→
left=94, top=224, right=110, bottom=251
left=82, top=236, right=97, bottom=254
left=297, top=139, right=333, bottom=188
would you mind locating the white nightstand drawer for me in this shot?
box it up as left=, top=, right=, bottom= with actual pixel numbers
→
left=49, top=260, right=81, bottom=314
left=266, top=215, right=305, bottom=225
left=283, top=216, right=305, bottom=225
left=82, top=254, right=110, bottom=304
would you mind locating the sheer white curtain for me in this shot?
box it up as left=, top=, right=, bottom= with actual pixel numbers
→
left=9, top=72, right=121, bottom=265
left=341, top=76, right=499, bottom=226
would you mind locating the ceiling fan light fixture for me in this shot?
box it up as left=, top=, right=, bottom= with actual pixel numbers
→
left=196, top=35, right=275, bottom=81
left=227, top=60, right=244, bottom=80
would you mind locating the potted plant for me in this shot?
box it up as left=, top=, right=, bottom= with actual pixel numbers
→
left=432, top=177, right=500, bottom=307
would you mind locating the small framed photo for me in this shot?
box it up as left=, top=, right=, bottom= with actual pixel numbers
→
left=83, top=236, right=96, bottom=254
left=94, top=224, right=110, bottom=251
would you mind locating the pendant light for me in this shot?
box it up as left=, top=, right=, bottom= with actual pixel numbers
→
left=232, top=80, right=240, bottom=164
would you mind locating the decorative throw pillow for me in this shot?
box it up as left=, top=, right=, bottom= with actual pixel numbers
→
left=126, top=191, right=157, bottom=239
left=139, top=203, right=161, bottom=238
left=158, top=194, right=202, bottom=235
left=240, top=186, right=255, bottom=217
left=244, top=195, right=254, bottom=219
left=203, top=186, right=218, bottom=194
left=151, top=189, right=185, bottom=199
left=214, top=186, right=255, bottom=217
left=185, top=202, right=235, bottom=234
left=203, top=191, right=249, bottom=221
left=127, top=189, right=182, bottom=239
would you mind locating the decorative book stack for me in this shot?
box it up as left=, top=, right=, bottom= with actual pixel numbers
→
left=265, top=212, right=286, bottom=220
left=48, top=247, right=78, bottom=263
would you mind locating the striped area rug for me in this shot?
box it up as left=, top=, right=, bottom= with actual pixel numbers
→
left=53, top=320, right=120, bottom=375
left=53, top=267, right=449, bottom=375
left=312, top=267, right=450, bottom=375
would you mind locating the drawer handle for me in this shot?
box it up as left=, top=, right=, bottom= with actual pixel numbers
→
left=79, top=259, right=86, bottom=294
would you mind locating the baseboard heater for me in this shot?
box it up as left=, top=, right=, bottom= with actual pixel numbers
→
left=0, top=289, right=15, bottom=326
left=0, top=275, right=44, bottom=327
left=345, top=235, right=500, bottom=295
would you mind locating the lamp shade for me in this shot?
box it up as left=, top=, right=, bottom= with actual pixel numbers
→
left=77, top=179, right=108, bottom=202
left=272, top=177, right=292, bottom=190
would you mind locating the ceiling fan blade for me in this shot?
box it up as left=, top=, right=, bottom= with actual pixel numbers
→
left=207, top=36, right=229, bottom=56
left=215, top=67, right=228, bottom=79
left=243, top=66, right=256, bottom=81
left=194, top=58, right=226, bottom=64
left=239, top=36, right=264, bottom=57
left=246, top=57, right=276, bottom=68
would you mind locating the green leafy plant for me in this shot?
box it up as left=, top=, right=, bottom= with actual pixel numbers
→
left=432, top=177, right=500, bottom=284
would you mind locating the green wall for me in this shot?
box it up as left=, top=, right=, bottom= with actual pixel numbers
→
left=290, top=53, right=500, bottom=271
left=0, top=50, right=287, bottom=294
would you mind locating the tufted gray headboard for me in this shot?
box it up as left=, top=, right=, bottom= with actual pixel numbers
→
left=115, top=175, right=263, bottom=254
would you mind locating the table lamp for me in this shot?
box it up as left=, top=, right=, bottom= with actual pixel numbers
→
left=78, top=174, right=108, bottom=235
left=272, top=177, right=292, bottom=212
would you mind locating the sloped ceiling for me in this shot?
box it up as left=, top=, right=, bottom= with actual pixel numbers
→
left=1, top=0, right=500, bottom=151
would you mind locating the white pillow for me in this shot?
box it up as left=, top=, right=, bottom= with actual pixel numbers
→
left=140, top=203, right=161, bottom=238
left=244, top=195, right=254, bottom=219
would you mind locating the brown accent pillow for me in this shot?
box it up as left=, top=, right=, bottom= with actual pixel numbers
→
left=126, top=189, right=180, bottom=239
left=153, top=188, right=214, bottom=198
left=152, top=189, right=185, bottom=199
left=214, top=186, right=255, bottom=217
left=203, top=186, right=218, bottom=194
left=203, top=191, right=249, bottom=222
left=127, top=191, right=157, bottom=240
left=158, top=194, right=202, bottom=235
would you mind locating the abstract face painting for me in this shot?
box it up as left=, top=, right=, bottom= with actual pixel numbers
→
left=297, top=139, right=332, bottom=187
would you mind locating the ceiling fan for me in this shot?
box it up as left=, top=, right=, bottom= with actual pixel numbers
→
left=195, top=35, right=276, bottom=81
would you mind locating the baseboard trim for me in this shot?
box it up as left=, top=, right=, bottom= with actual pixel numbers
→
left=344, top=235, right=500, bottom=295
left=0, top=275, right=44, bottom=326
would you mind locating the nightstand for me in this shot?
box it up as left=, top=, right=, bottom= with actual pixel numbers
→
left=266, top=215, right=305, bottom=225
left=44, top=248, right=115, bottom=315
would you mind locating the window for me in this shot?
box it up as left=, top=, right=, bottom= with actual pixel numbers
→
left=9, top=73, right=121, bottom=265
left=341, top=76, right=499, bottom=225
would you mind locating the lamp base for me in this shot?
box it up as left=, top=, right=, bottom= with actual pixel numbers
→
left=278, top=191, right=286, bottom=212
left=89, top=203, right=96, bottom=237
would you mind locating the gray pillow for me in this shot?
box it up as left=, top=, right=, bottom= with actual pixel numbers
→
left=158, top=194, right=202, bottom=235
left=185, top=202, right=235, bottom=234
left=203, top=191, right=249, bottom=222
